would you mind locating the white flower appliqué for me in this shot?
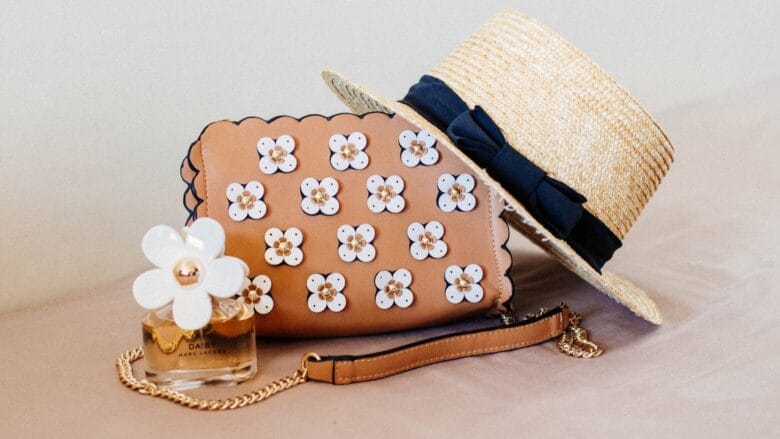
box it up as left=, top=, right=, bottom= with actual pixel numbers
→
left=300, top=177, right=340, bottom=215
left=239, top=275, right=274, bottom=315
left=407, top=221, right=448, bottom=260
left=375, top=269, right=414, bottom=309
left=307, top=273, right=347, bottom=313
left=399, top=130, right=439, bottom=167
left=258, top=135, right=297, bottom=174
left=264, top=227, right=304, bottom=266
left=226, top=181, right=267, bottom=221
left=337, top=224, right=376, bottom=263
left=329, top=132, right=369, bottom=170
left=132, top=218, right=246, bottom=330
left=437, top=173, right=477, bottom=212
left=366, top=174, right=405, bottom=213
left=444, top=264, right=484, bottom=304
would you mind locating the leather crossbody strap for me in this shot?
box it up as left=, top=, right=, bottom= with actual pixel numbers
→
left=306, top=306, right=571, bottom=384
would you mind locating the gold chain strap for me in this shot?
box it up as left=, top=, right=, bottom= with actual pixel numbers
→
left=557, top=312, right=603, bottom=358
left=115, top=346, right=320, bottom=410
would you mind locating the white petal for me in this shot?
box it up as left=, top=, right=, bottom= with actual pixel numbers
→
left=438, top=194, right=457, bottom=212
left=374, top=270, right=392, bottom=289
left=410, top=242, right=429, bottom=261
left=306, top=273, right=326, bottom=293
left=457, top=193, right=477, bottom=212
left=202, top=257, right=245, bottom=298
left=320, top=198, right=339, bottom=215
left=132, top=269, right=175, bottom=309
left=407, top=222, right=424, bottom=241
left=347, top=132, right=367, bottom=150
left=420, top=147, right=439, bottom=165
left=386, top=195, right=405, bottom=213
left=240, top=276, right=251, bottom=293
left=327, top=293, right=347, bottom=312
left=338, top=244, right=357, bottom=262
left=357, top=244, right=376, bottom=262
left=424, top=221, right=445, bottom=238
left=300, top=177, right=320, bottom=194
left=445, top=285, right=465, bottom=304
left=301, top=198, right=321, bottom=215
left=229, top=203, right=249, bottom=221
left=464, top=264, right=484, bottom=282
left=265, top=248, right=283, bottom=266
left=247, top=201, right=266, bottom=219
left=375, top=291, right=394, bottom=310
left=337, top=224, right=356, bottom=243
left=172, top=290, right=212, bottom=330
left=259, top=157, right=279, bottom=175
left=185, top=217, right=225, bottom=261
left=320, top=177, right=339, bottom=196
left=386, top=175, right=404, bottom=193
left=395, top=289, right=414, bottom=308
left=326, top=272, right=346, bottom=291
left=356, top=224, right=375, bottom=242
left=264, top=228, right=283, bottom=247
left=284, top=247, right=304, bottom=266
left=330, top=153, right=349, bottom=171
left=445, top=265, right=464, bottom=283
left=257, top=137, right=275, bottom=155
left=255, top=295, right=274, bottom=314
left=276, top=134, right=295, bottom=152
left=308, top=294, right=327, bottom=313
left=398, top=130, right=416, bottom=148
left=284, top=227, right=303, bottom=246
left=277, top=155, right=297, bottom=173
left=437, top=174, right=456, bottom=192
left=464, top=285, right=484, bottom=303
left=252, top=274, right=272, bottom=294
left=401, top=149, right=420, bottom=167
left=328, top=134, right=347, bottom=153
left=366, top=175, right=385, bottom=193
left=367, top=195, right=386, bottom=213
left=417, top=130, right=436, bottom=148
left=429, top=240, right=448, bottom=259
left=225, top=257, right=249, bottom=277
left=392, top=268, right=413, bottom=287
left=456, top=174, right=475, bottom=192
left=142, top=225, right=184, bottom=268
left=245, top=181, right=265, bottom=198
left=226, top=183, right=244, bottom=202
left=351, top=151, right=369, bottom=170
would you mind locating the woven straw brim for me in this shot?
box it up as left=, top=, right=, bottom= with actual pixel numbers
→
left=322, top=70, right=662, bottom=324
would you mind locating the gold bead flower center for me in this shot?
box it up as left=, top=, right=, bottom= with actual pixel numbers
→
left=242, top=284, right=261, bottom=304
left=317, top=283, right=337, bottom=302
left=274, top=237, right=292, bottom=256
left=172, top=258, right=202, bottom=287
left=237, top=191, right=256, bottom=210
left=409, top=140, right=427, bottom=157
left=310, top=187, right=330, bottom=206
left=347, top=233, right=366, bottom=253
left=455, top=274, right=474, bottom=292
left=384, top=280, right=403, bottom=298
left=341, top=143, right=358, bottom=161
left=448, top=183, right=465, bottom=202
left=418, top=231, right=438, bottom=250
left=376, top=185, right=396, bottom=203
left=269, top=145, right=288, bottom=163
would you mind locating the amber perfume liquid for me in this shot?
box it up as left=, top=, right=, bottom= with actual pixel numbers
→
left=142, top=298, right=257, bottom=391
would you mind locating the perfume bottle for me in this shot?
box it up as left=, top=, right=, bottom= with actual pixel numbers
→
left=132, top=218, right=258, bottom=391
left=142, top=298, right=257, bottom=390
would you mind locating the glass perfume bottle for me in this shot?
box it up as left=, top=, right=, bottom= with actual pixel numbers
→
left=142, top=298, right=257, bottom=391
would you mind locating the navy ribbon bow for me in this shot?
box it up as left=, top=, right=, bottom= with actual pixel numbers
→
left=401, top=75, right=621, bottom=271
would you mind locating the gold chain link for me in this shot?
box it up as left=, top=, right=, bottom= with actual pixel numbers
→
left=115, top=346, right=319, bottom=410
left=557, top=312, right=603, bottom=358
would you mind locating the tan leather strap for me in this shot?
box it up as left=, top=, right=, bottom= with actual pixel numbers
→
left=306, top=306, right=571, bottom=384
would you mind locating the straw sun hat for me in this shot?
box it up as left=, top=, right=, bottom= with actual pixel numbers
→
left=322, top=10, right=674, bottom=324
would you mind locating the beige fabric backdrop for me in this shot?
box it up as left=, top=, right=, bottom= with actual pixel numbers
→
left=1, top=0, right=779, bottom=313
